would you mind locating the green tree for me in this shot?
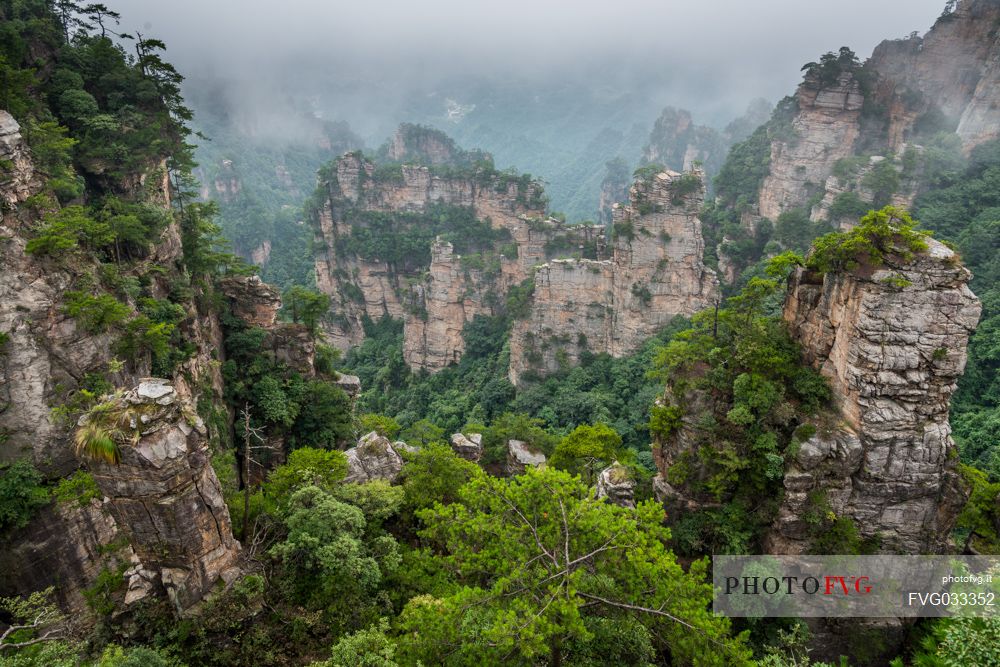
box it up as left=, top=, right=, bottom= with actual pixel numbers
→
left=269, top=486, right=401, bottom=631
left=282, top=285, right=331, bottom=334
left=399, top=442, right=481, bottom=515
left=399, top=419, right=443, bottom=446
left=313, top=619, right=399, bottom=667
left=403, top=467, right=750, bottom=666
left=264, top=447, right=348, bottom=506
left=550, top=423, right=624, bottom=484
left=357, top=414, right=402, bottom=440
left=289, top=381, right=353, bottom=450
left=0, top=461, right=50, bottom=532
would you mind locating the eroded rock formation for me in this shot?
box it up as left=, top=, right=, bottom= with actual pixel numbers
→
left=343, top=431, right=408, bottom=483
left=450, top=432, right=483, bottom=462
left=653, top=235, right=981, bottom=556
left=868, top=0, right=1000, bottom=151
left=757, top=71, right=865, bottom=222
left=596, top=462, right=636, bottom=508
left=0, top=498, right=135, bottom=617
left=508, top=169, right=718, bottom=383
left=0, top=111, right=123, bottom=472
left=83, top=379, right=241, bottom=613
left=506, top=439, right=546, bottom=477
left=771, top=239, right=980, bottom=553
left=313, top=129, right=597, bottom=372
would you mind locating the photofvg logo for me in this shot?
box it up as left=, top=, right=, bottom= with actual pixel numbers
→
left=713, top=555, right=1000, bottom=618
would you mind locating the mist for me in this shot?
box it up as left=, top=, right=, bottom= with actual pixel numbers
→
left=103, top=0, right=948, bottom=221
left=108, top=0, right=943, bottom=133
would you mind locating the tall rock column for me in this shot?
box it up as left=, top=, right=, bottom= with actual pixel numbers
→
left=83, top=379, right=241, bottom=612
left=772, top=238, right=981, bottom=553
left=757, top=71, right=864, bottom=221
left=508, top=169, right=718, bottom=384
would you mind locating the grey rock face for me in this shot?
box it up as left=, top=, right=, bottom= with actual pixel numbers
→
left=508, top=169, right=718, bottom=385
left=450, top=432, right=483, bottom=462
left=343, top=431, right=406, bottom=483
left=0, top=110, right=38, bottom=211
left=0, top=111, right=119, bottom=472
left=773, top=238, right=981, bottom=553
left=219, top=275, right=282, bottom=328
left=596, top=462, right=636, bottom=508
left=0, top=498, right=136, bottom=618
left=506, top=439, right=546, bottom=477
left=83, top=379, right=241, bottom=613
left=334, top=373, right=362, bottom=398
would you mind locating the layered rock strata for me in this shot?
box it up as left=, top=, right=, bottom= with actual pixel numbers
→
left=508, top=169, right=718, bottom=384
left=770, top=238, right=980, bottom=553
left=757, top=71, right=865, bottom=222
left=868, top=0, right=1000, bottom=151
left=313, top=137, right=598, bottom=372
left=83, top=379, right=241, bottom=612
left=653, top=236, right=981, bottom=556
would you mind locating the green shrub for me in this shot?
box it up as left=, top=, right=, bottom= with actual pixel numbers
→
left=671, top=172, right=702, bottom=204
left=358, top=413, right=402, bottom=439
left=806, top=206, right=929, bottom=273
left=52, top=470, right=101, bottom=506
left=828, top=191, right=869, bottom=220
left=25, top=205, right=113, bottom=257
left=0, top=460, right=49, bottom=532
left=62, top=291, right=130, bottom=332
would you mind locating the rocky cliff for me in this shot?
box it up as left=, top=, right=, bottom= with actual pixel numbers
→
left=508, top=169, right=718, bottom=384
left=652, top=231, right=980, bottom=555
left=868, top=0, right=1000, bottom=151
left=643, top=101, right=773, bottom=182
left=717, top=0, right=1000, bottom=277
left=757, top=71, right=865, bottom=222
left=0, top=101, right=307, bottom=621
left=313, top=128, right=603, bottom=372
left=642, top=107, right=728, bottom=176
left=82, top=379, right=241, bottom=613
left=772, top=238, right=981, bottom=553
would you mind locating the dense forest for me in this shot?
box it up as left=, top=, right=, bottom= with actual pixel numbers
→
left=0, top=1, right=999, bottom=666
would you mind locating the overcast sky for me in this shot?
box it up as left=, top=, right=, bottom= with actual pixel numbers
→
left=104, top=0, right=947, bottom=131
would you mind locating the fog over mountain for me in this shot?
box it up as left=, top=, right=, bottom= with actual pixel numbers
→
left=109, top=0, right=943, bottom=133
left=103, top=0, right=948, bottom=221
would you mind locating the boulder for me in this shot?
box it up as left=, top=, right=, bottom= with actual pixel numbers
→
left=450, top=432, right=483, bottom=462
left=343, top=431, right=406, bottom=483
left=334, top=373, right=362, bottom=398
left=595, top=462, right=636, bottom=508
left=506, top=439, right=546, bottom=476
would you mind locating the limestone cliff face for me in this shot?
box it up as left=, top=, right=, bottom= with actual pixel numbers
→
left=868, top=0, right=1000, bottom=151
left=402, top=238, right=487, bottom=371
left=386, top=123, right=475, bottom=166
left=643, top=107, right=728, bottom=176
left=0, top=498, right=135, bottom=617
left=652, top=237, right=980, bottom=555
left=809, top=152, right=919, bottom=230
left=0, top=112, right=124, bottom=472
left=508, top=170, right=718, bottom=384
left=314, top=140, right=589, bottom=372
left=83, top=379, right=241, bottom=613
left=771, top=239, right=980, bottom=553
left=0, top=106, right=275, bottom=620
left=712, top=0, right=1000, bottom=277
left=757, top=72, right=865, bottom=222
